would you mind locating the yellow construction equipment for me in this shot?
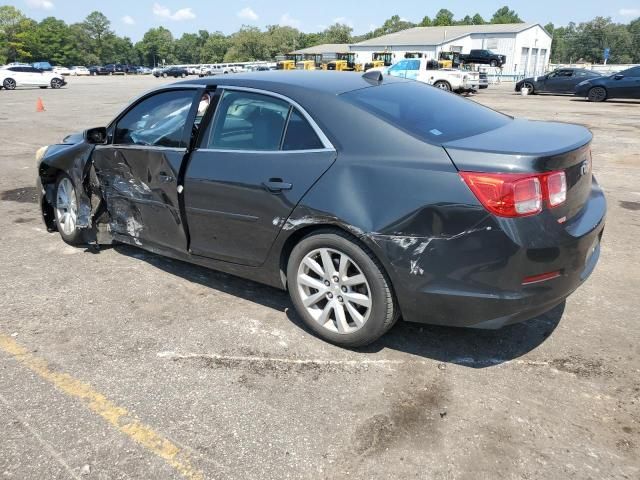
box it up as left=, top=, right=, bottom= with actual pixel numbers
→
left=438, top=51, right=462, bottom=69
left=277, top=54, right=302, bottom=70
left=296, top=54, right=323, bottom=70
left=326, top=53, right=362, bottom=72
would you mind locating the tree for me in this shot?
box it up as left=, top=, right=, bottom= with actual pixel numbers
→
left=265, top=25, right=301, bottom=57
left=490, top=6, right=523, bottom=24
left=200, top=32, right=228, bottom=63
left=629, top=17, right=640, bottom=62
left=322, top=23, right=353, bottom=44
left=458, top=15, right=473, bottom=26
left=82, top=11, right=113, bottom=62
left=224, top=26, right=268, bottom=61
left=0, top=5, right=30, bottom=62
left=136, top=26, right=176, bottom=66
left=419, top=16, right=432, bottom=27
left=472, top=14, right=486, bottom=25
left=433, top=9, right=455, bottom=26
left=376, top=15, right=415, bottom=35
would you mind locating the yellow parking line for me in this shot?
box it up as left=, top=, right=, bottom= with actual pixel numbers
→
left=0, top=333, right=204, bottom=480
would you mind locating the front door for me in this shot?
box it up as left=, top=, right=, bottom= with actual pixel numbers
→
left=92, top=88, right=201, bottom=251
left=545, top=70, right=574, bottom=93
left=611, top=67, right=640, bottom=98
left=184, top=89, right=336, bottom=266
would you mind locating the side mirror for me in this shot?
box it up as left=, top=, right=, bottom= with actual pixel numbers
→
left=614, top=74, right=624, bottom=80
left=84, top=127, right=107, bottom=144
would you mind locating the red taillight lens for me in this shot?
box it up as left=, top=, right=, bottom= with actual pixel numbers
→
left=460, top=172, right=542, bottom=217
left=460, top=170, right=567, bottom=217
left=545, top=171, right=567, bottom=207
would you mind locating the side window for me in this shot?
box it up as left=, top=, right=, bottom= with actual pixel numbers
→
left=389, top=60, right=408, bottom=72
left=207, top=91, right=289, bottom=151
left=624, top=67, right=640, bottom=77
left=114, top=90, right=197, bottom=148
left=558, top=70, right=573, bottom=77
left=283, top=109, right=324, bottom=150
left=407, top=60, right=420, bottom=71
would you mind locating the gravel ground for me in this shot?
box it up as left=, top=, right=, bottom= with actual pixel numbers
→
left=0, top=75, right=638, bottom=480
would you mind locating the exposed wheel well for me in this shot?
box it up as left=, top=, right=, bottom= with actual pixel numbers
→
left=38, top=166, right=65, bottom=231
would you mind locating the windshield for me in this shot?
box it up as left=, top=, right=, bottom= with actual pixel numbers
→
left=342, top=81, right=511, bottom=145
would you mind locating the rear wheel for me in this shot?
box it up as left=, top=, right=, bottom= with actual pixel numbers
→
left=434, top=80, right=451, bottom=91
left=54, top=175, right=84, bottom=245
left=3, top=78, right=16, bottom=90
left=287, top=230, right=398, bottom=347
left=587, top=86, right=607, bottom=102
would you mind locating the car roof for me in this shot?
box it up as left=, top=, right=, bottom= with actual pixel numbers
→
left=177, top=70, right=409, bottom=98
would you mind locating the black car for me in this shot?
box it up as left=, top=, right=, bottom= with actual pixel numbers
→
left=103, top=64, right=127, bottom=75
left=35, top=71, right=605, bottom=346
left=516, top=68, right=601, bottom=95
left=459, top=49, right=506, bottom=68
left=575, top=66, right=640, bottom=102
left=88, top=65, right=109, bottom=76
left=155, top=66, right=188, bottom=78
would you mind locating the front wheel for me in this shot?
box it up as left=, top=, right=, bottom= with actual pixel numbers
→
left=54, top=175, right=84, bottom=245
left=587, top=86, right=607, bottom=102
left=490, top=60, right=498, bottom=67
left=287, top=230, right=398, bottom=347
left=3, top=78, right=16, bottom=90
left=51, top=78, right=63, bottom=89
left=522, top=82, right=535, bottom=94
left=433, top=80, right=451, bottom=91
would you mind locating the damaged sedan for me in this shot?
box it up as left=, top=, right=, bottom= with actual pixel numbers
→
left=36, top=71, right=606, bottom=347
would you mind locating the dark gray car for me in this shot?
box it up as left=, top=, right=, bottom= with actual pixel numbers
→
left=35, top=71, right=606, bottom=347
left=516, top=68, right=601, bottom=94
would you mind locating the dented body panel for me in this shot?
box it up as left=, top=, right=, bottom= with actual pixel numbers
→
left=36, top=71, right=606, bottom=330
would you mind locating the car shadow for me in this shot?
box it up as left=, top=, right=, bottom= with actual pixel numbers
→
left=570, top=98, right=640, bottom=105
left=113, top=244, right=562, bottom=369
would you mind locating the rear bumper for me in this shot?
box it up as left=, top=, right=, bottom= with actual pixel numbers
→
left=371, top=179, right=606, bottom=329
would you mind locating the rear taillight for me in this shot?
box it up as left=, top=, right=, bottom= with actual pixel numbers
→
left=460, top=171, right=567, bottom=218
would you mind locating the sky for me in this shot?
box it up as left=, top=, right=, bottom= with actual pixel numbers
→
left=6, top=0, right=640, bottom=41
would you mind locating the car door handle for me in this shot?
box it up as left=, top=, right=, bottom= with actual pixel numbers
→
left=263, top=178, right=292, bottom=193
left=158, top=172, right=174, bottom=183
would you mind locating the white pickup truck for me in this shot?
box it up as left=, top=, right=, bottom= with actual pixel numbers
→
left=371, top=58, right=480, bottom=93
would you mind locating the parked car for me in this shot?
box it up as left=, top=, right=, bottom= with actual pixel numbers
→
left=1, top=66, right=65, bottom=89
left=516, top=68, right=601, bottom=95
left=89, top=66, right=109, bottom=76
left=70, top=66, right=90, bottom=76
left=380, top=58, right=479, bottom=93
left=53, top=66, right=71, bottom=76
left=136, top=66, right=152, bottom=75
left=35, top=71, right=605, bottom=346
left=103, top=64, right=127, bottom=75
left=459, top=49, right=506, bottom=68
left=154, top=66, right=188, bottom=78
left=32, top=61, right=53, bottom=71
left=574, top=66, right=640, bottom=102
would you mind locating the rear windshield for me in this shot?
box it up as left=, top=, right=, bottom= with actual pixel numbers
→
left=342, top=81, right=511, bottom=144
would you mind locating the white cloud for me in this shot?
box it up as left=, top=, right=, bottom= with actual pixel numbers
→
left=237, top=7, right=259, bottom=21
left=279, top=13, right=300, bottom=28
left=619, top=8, right=640, bottom=16
left=122, top=15, right=135, bottom=25
left=332, top=16, right=354, bottom=27
left=152, top=3, right=196, bottom=21
left=25, top=0, right=54, bottom=10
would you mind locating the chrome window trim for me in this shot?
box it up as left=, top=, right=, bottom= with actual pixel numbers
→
left=107, top=145, right=187, bottom=152
left=195, top=148, right=333, bottom=155
left=211, top=85, right=336, bottom=152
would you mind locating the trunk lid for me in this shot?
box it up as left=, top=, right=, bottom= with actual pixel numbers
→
left=444, top=118, right=593, bottom=220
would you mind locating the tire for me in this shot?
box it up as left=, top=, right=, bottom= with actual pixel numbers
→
left=490, top=60, right=498, bottom=67
left=54, top=174, right=85, bottom=245
left=522, top=82, right=535, bottom=94
left=40, top=86, right=48, bottom=89
left=181, top=73, right=186, bottom=78
left=287, top=229, right=398, bottom=347
left=51, top=78, right=63, bottom=89
left=3, top=78, right=16, bottom=90
left=162, top=73, right=168, bottom=78
left=587, top=86, right=607, bottom=102
left=433, top=80, right=451, bottom=91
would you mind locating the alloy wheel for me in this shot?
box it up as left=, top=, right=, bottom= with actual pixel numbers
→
left=434, top=81, right=450, bottom=91
left=4, top=78, right=16, bottom=90
left=523, top=82, right=534, bottom=93
left=588, top=87, right=607, bottom=102
left=55, top=177, right=78, bottom=236
left=51, top=78, right=63, bottom=89
left=296, top=248, right=372, bottom=334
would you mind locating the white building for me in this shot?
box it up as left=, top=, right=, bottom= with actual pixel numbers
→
left=350, top=23, right=552, bottom=76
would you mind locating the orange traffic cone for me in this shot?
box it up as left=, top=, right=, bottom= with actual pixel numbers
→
left=36, top=97, right=45, bottom=112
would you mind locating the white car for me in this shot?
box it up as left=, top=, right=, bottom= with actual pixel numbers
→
left=0, top=66, right=66, bottom=90
left=53, top=66, right=71, bottom=76
left=70, top=66, right=90, bottom=76
left=375, top=58, right=479, bottom=93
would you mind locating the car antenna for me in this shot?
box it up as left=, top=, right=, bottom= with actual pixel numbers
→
left=362, top=70, right=383, bottom=84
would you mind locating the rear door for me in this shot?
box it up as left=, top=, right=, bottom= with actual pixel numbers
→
left=184, top=88, right=336, bottom=266
left=92, top=87, right=202, bottom=251
left=613, top=67, right=640, bottom=98
left=546, top=69, right=574, bottom=93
